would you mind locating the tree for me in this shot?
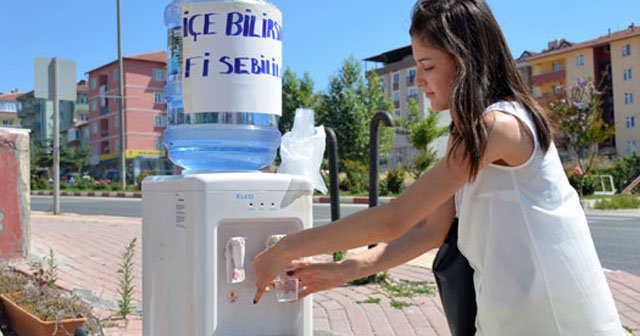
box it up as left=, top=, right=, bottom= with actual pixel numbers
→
left=30, top=138, right=90, bottom=177
left=316, top=55, right=393, bottom=167
left=548, top=78, right=615, bottom=196
left=280, top=68, right=320, bottom=134
left=396, top=98, right=449, bottom=178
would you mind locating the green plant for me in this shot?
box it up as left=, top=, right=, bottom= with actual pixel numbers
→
left=343, top=160, right=368, bottom=194
left=7, top=283, right=91, bottom=322
left=0, top=258, right=100, bottom=334
left=332, top=250, right=346, bottom=262
left=356, top=297, right=381, bottom=304
left=594, top=195, right=640, bottom=209
left=0, top=267, right=30, bottom=295
left=567, top=172, right=596, bottom=196
left=548, top=78, right=615, bottom=196
left=117, top=237, right=137, bottom=324
left=30, top=248, right=58, bottom=288
left=383, top=166, right=405, bottom=195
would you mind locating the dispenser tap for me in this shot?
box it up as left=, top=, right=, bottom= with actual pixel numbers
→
left=224, top=237, right=246, bottom=284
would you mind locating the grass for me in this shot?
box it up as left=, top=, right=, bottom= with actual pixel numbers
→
left=352, top=272, right=436, bottom=310
left=594, top=194, right=640, bottom=210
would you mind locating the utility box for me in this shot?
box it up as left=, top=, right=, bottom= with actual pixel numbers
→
left=142, top=173, right=313, bottom=336
left=0, top=127, right=30, bottom=260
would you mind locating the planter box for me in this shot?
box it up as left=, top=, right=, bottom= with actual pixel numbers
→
left=0, top=293, right=86, bottom=336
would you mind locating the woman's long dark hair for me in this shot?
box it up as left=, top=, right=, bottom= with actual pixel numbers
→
left=410, top=0, right=552, bottom=180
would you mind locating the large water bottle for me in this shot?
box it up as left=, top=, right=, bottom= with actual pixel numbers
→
left=163, top=0, right=282, bottom=173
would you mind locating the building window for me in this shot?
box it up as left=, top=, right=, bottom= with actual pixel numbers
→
left=91, top=100, right=97, bottom=111
left=115, top=138, right=121, bottom=152
left=154, top=92, right=164, bottom=103
left=622, top=43, right=631, bottom=57
left=91, top=122, right=97, bottom=134
left=625, top=92, right=634, bottom=105
left=624, top=68, right=633, bottom=81
left=114, top=115, right=120, bottom=129
left=575, top=54, right=584, bottom=66
left=627, top=116, right=636, bottom=128
left=551, top=62, right=561, bottom=72
left=392, top=72, right=400, bottom=90
left=152, top=69, right=166, bottom=81
left=154, top=115, right=167, bottom=127
left=407, top=87, right=418, bottom=102
left=379, top=77, right=385, bottom=91
left=407, top=68, right=416, bottom=86
left=90, top=78, right=97, bottom=89
left=628, top=140, right=637, bottom=155
left=392, top=91, right=400, bottom=108
left=2, top=120, right=12, bottom=126
left=114, top=69, right=120, bottom=81
left=155, top=139, right=165, bottom=150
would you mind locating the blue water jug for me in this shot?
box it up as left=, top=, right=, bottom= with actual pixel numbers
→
left=163, top=0, right=282, bottom=173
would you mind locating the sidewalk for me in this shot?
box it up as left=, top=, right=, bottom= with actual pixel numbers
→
left=10, top=212, right=640, bottom=335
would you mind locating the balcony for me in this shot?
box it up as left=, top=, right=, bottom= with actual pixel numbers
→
left=532, top=69, right=565, bottom=86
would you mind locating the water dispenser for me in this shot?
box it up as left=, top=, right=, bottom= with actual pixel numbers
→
left=142, top=173, right=313, bottom=335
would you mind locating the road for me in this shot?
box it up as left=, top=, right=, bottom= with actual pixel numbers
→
left=31, top=195, right=640, bottom=275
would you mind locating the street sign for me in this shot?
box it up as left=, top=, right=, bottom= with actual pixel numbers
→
left=34, top=58, right=77, bottom=101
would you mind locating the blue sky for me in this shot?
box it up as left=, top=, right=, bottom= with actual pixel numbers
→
left=1, top=1, right=639, bottom=94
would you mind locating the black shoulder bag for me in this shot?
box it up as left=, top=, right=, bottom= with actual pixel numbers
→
left=432, top=218, right=477, bottom=336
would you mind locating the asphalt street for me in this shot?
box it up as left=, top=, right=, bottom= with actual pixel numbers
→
left=31, top=195, right=640, bottom=275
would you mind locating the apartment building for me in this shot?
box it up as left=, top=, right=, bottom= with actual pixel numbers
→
left=527, top=26, right=640, bottom=157
left=86, top=51, right=172, bottom=182
left=365, top=45, right=450, bottom=169
left=0, top=90, right=22, bottom=128
left=67, top=80, right=90, bottom=150
left=17, top=90, right=75, bottom=147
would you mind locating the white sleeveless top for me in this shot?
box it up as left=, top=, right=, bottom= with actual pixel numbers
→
left=455, top=101, right=623, bottom=335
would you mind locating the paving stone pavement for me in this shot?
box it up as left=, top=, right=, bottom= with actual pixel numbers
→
left=10, top=212, right=640, bottom=336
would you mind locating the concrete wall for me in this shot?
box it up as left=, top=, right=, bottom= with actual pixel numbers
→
left=0, top=127, right=30, bottom=259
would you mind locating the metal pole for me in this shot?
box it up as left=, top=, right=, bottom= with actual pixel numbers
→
left=366, top=111, right=393, bottom=283
left=117, top=0, right=127, bottom=190
left=52, top=58, right=60, bottom=215
left=368, top=112, right=394, bottom=208
left=325, top=127, right=340, bottom=222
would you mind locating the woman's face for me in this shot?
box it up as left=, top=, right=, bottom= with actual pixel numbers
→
left=411, top=36, right=456, bottom=112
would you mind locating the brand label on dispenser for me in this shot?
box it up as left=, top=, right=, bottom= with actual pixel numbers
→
left=175, top=192, right=187, bottom=229
left=181, top=2, right=283, bottom=116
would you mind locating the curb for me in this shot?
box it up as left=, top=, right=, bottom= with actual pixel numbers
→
left=31, top=191, right=394, bottom=204
left=31, top=190, right=142, bottom=198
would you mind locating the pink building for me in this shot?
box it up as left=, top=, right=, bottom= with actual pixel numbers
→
left=86, top=51, right=173, bottom=182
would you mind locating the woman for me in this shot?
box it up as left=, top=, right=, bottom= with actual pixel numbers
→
left=253, top=0, right=624, bottom=334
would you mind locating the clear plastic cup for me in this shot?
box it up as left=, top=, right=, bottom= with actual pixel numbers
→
left=275, top=277, right=298, bottom=302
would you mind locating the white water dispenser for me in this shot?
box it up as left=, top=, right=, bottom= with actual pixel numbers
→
left=142, top=173, right=313, bottom=336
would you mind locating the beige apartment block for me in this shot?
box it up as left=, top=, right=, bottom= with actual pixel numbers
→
left=527, top=25, right=640, bottom=158
left=611, top=34, right=640, bottom=156
left=365, top=46, right=450, bottom=169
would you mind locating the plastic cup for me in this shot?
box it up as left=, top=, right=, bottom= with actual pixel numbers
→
left=275, top=277, right=298, bottom=302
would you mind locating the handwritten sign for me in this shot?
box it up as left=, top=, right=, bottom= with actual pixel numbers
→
left=181, top=2, right=282, bottom=115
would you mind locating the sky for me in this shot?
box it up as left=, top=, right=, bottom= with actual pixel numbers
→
left=1, top=1, right=639, bottom=94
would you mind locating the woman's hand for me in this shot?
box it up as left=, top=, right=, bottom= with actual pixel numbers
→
left=252, top=242, right=291, bottom=304
left=288, top=261, right=347, bottom=299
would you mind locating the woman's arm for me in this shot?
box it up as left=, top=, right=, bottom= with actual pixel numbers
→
left=292, top=197, right=455, bottom=298
left=253, top=110, right=523, bottom=303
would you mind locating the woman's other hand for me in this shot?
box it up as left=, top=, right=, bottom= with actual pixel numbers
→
left=288, top=261, right=347, bottom=299
left=252, top=242, right=291, bottom=304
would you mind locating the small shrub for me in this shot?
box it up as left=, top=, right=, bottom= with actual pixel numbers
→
left=343, top=160, right=368, bottom=194
left=567, top=173, right=596, bottom=196
left=384, top=167, right=405, bottom=195
left=117, top=238, right=137, bottom=324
